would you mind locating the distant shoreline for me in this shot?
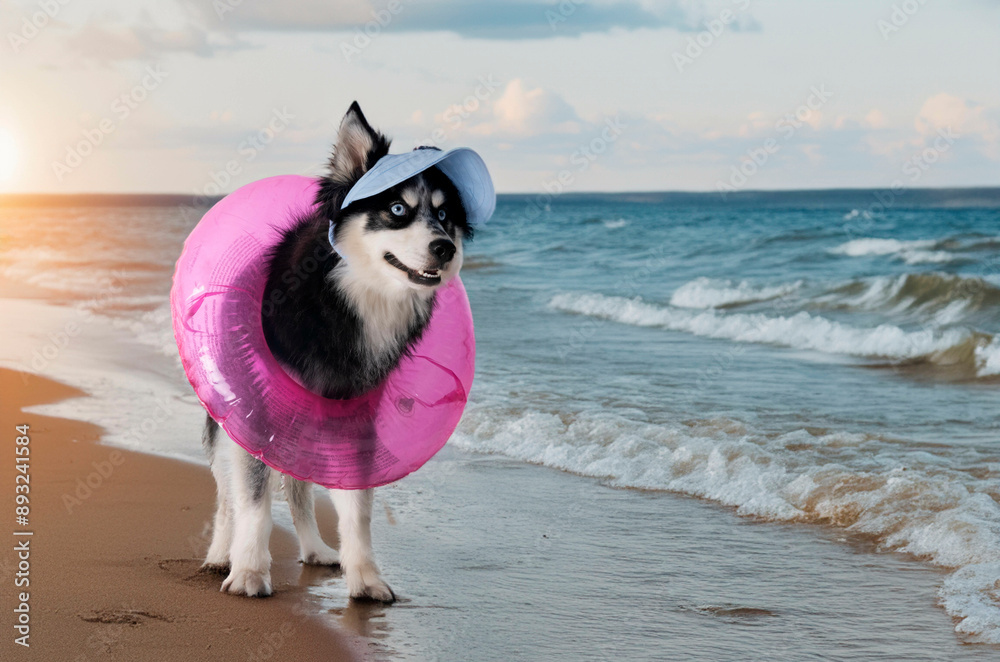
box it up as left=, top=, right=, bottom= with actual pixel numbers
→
left=2, top=186, right=999, bottom=209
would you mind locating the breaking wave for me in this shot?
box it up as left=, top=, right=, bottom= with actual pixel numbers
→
left=453, top=405, right=1000, bottom=643
left=669, top=277, right=801, bottom=309
left=813, top=272, right=1000, bottom=321
left=549, top=292, right=998, bottom=377
left=669, top=272, right=1000, bottom=322
left=828, top=238, right=977, bottom=265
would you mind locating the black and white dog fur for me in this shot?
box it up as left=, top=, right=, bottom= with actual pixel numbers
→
left=200, top=102, right=471, bottom=602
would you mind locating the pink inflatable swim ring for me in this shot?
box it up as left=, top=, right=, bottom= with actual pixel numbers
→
left=171, top=175, right=475, bottom=489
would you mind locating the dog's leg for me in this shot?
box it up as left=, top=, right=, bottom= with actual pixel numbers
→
left=201, top=414, right=232, bottom=572
left=329, top=488, right=394, bottom=602
left=203, top=456, right=234, bottom=572
left=283, top=477, right=340, bottom=566
left=221, top=446, right=274, bottom=597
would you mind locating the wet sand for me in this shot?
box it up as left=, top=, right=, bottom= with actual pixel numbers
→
left=334, top=446, right=1000, bottom=661
left=0, top=368, right=359, bottom=661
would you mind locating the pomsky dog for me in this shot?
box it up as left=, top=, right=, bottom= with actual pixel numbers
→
left=200, top=102, right=472, bottom=602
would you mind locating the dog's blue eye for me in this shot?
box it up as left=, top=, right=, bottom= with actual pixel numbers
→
left=390, top=203, right=406, bottom=216
left=438, top=209, right=446, bottom=221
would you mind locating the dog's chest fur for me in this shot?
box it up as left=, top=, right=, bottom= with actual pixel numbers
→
left=261, top=220, right=434, bottom=400
left=333, top=264, right=432, bottom=359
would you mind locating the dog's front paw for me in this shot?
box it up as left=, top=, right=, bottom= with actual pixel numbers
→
left=221, top=567, right=272, bottom=597
left=345, top=563, right=395, bottom=603
left=301, top=543, right=340, bottom=567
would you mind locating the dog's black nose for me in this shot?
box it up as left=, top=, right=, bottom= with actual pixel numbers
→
left=429, top=239, right=456, bottom=264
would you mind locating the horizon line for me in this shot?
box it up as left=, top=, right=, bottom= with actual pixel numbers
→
left=1, top=184, right=999, bottom=199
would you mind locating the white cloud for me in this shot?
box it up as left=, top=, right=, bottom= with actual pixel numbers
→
left=418, top=79, right=582, bottom=140
left=63, top=21, right=234, bottom=62
left=737, top=111, right=770, bottom=137
left=865, top=108, right=886, bottom=129
left=490, top=79, right=580, bottom=136
left=862, top=94, right=1000, bottom=162
left=915, top=93, right=999, bottom=155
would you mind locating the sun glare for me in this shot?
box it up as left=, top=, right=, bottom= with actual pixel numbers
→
left=0, top=128, right=17, bottom=182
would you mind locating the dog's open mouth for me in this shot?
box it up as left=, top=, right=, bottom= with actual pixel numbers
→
left=384, top=252, right=442, bottom=286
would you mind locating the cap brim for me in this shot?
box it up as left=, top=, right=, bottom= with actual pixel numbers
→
left=340, top=147, right=496, bottom=226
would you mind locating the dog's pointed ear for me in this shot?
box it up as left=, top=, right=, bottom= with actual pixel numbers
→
left=326, top=101, right=391, bottom=187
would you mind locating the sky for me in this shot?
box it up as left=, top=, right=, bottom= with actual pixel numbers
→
left=0, top=0, right=998, bottom=194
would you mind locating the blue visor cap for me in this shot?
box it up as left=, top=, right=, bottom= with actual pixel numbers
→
left=340, top=147, right=496, bottom=227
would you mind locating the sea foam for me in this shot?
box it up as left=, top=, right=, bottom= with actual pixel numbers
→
left=453, top=404, right=1000, bottom=642
left=974, top=339, right=1000, bottom=376
left=829, top=238, right=957, bottom=265
left=550, top=292, right=974, bottom=362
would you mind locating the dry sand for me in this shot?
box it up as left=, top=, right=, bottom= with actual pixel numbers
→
left=0, top=368, right=360, bottom=661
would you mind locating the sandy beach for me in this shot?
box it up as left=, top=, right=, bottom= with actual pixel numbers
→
left=6, top=366, right=1000, bottom=660
left=0, top=368, right=359, bottom=661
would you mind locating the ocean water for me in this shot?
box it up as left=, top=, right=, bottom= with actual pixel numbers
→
left=1, top=188, right=999, bottom=653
